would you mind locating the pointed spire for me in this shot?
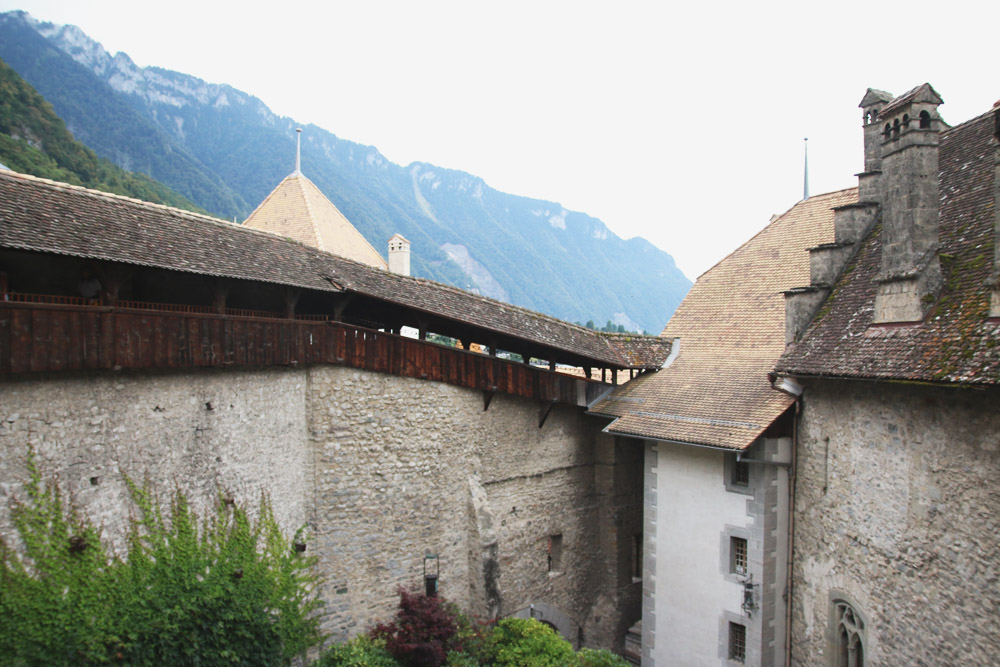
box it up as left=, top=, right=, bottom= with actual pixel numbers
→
left=802, top=137, right=810, bottom=200
left=294, top=128, right=302, bottom=176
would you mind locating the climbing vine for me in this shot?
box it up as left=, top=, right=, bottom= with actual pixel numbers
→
left=0, top=448, right=323, bottom=666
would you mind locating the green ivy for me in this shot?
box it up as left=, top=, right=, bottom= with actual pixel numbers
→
left=0, top=447, right=323, bottom=666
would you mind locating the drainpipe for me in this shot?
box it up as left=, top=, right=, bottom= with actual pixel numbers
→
left=783, top=398, right=799, bottom=667
left=769, top=372, right=801, bottom=667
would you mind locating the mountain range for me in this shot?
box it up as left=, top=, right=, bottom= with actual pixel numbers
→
left=0, top=10, right=691, bottom=332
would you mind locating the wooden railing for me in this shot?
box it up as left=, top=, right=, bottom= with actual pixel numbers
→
left=0, top=298, right=603, bottom=407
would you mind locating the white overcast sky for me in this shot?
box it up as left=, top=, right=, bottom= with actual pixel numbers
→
left=2, top=0, right=997, bottom=279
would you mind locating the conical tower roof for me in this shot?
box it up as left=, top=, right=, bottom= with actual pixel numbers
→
left=243, top=171, right=387, bottom=269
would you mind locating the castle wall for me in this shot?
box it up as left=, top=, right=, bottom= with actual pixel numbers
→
left=791, top=380, right=1000, bottom=665
left=0, top=365, right=638, bottom=649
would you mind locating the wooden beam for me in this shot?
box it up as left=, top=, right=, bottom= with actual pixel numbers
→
left=483, top=390, right=495, bottom=411
left=282, top=286, right=301, bottom=319
left=208, top=278, right=230, bottom=314
left=538, top=401, right=555, bottom=428
left=332, top=294, right=353, bottom=321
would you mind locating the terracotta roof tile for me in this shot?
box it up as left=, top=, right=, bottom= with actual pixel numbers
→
left=592, top=188, right=858, bottom=449
left=776, top=111, right=1000, bottom=385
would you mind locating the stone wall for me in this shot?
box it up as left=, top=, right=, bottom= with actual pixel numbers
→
left=0, top=364, right=640, bottom=650
left=791, top=379, right=1000, bottom=665
left=0, top=368, right=311, bottom=549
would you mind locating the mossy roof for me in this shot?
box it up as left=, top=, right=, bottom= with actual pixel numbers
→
left=776, top=111, right=1000, bottom=385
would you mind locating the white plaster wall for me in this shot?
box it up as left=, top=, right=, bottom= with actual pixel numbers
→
left=652, top=442, right=748, bottom=666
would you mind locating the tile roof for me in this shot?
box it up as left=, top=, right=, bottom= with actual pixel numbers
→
left=591, top=188, right=858, bottom=449
left=0, top=170, right=341, bottom=293
left=776, top=111, right=1000, bottom=385
left=243, top=172, right=388, bottom=269
left=0, top=170, right=669, bottom=369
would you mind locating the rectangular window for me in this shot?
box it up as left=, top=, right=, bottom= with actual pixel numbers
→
left=548, top=534, right=563, bottom=572
left=732, top=458, right=750, bottom=486
left=731, top=536, right=748, bottom=576
left=729, top=622, right=746, bottom=662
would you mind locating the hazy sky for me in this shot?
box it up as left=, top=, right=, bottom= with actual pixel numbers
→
left=2, top=0, right=997, bottom=279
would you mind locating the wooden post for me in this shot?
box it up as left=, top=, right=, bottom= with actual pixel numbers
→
left=93, top=262, right=130, bottom=306
left=282, top=287, right=300, bottom=319
left=209, top=279, right=230, bottom=314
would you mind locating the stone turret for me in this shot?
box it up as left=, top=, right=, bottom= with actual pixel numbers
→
left=872, top=83, right=946, bottom=323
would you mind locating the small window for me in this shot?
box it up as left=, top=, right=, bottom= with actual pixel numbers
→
left=729, top=622, right=746, bottom=662
left=902, top=113, right=910, bottom=129
left=883, top=123, right=892, bottom=139
left=732, top=459, right=749, bottom=486
left=548, top=534, right=562, bottom=573
left=892, top=118, right=900, bottom=137
left=919, top=110, right=931, bottom=129
left=730, top=536, right=748, bottom=576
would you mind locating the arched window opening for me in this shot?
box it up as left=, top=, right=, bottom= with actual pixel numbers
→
left=883, top=123, right=892, bottom=139
left=902, top=113, right=910, bottom=129
left=892, top=118, right=900, bottom=138
left=832, top=599, right=866, bottom=667
left=919, top=110, right=931, bottom=129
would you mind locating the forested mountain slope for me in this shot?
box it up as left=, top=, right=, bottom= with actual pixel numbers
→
left=0, top=10, right=690, bottom=331
left=0, top=56, right=203, bottom=212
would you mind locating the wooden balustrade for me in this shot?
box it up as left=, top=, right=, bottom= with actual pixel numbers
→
left=0, top=298, right=600, bottom=407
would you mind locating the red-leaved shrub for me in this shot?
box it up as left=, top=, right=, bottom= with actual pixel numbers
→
left=371, top=588, right=459, bottom=667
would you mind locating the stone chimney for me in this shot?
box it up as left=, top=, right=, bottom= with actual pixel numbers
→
left=872, top=83, right=946, bottom=324
left=991, top=101, right=1000, bottom=318
left=858, top=88, right=894, bottom=203
left=783, top=89, right=891, bottom=343
left=388, top=233, right=411, bottom=276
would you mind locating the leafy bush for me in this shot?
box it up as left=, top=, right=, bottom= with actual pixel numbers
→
left=482, top=618, right=578, bottom=667
left=316, top=635, right=400, bottom=667
left=0, top=448, right=322, bottom=665
left=577, top=647, right=630, bottom=666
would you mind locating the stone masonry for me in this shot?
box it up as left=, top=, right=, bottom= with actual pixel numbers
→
left=791, top=379, right=1000, bottom=665
left=0, top=365, right=641, bottom=650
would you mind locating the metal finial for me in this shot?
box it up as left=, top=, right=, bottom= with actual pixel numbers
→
left=802, top=138, right=809, bottom=200
left=295, top=128, right=302, bottom=175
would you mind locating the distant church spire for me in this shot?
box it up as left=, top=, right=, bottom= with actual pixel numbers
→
left=803, top=137, right=810, bottom=200
left=294, top=128, right=302, bottom=176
